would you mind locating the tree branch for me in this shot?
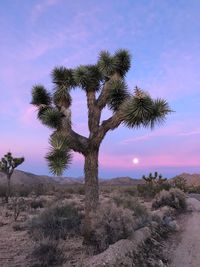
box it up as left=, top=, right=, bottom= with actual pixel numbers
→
left=86, top=91, right=99, bottom=134
left=59, top=106, right=89, bottom=155
left=96, top=73, right=121, bottom=110
left=94, top=109, right=123, bottom=145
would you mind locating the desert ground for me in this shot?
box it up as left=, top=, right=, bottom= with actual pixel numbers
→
left=0, top=171, right=200, bottom=267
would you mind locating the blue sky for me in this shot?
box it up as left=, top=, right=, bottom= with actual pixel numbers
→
left=0, top=0, right=200, bottom=178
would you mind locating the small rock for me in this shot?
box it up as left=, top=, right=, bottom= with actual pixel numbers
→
left=168, top=220, right=180, bottom=231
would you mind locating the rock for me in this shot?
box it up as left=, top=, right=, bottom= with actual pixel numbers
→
left=186, top=198, right=200, bottom=212
left=168, top=220, right=180, bottom=231
left=163, top=216, right=172, bottom=225
left=82, top=227, right=151, bottom=267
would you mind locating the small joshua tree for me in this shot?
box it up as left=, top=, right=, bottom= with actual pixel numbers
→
left=142, top=171, right=167, bottom=184
left=0, top=152, right=24, bottom=202
left=31, top=49, right=171, bottom=239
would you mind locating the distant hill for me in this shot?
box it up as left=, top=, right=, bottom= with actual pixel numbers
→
left=5, top=170, right=200, bottom=188
left=100, top=176, right=144, bottom=186
left=174, top=173, right=200, bottom=187
left=0, top=170, right=143, bottom=187
left=0, top=170, right=57, bottom=185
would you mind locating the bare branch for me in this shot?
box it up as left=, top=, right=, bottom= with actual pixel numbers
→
left=59, top=106, right=89, bottom=155
left=86, top=91, right=99, bottom=134
left=94, top=109, right=123, bottom=145
left=96, top=73, right=121, bottom=110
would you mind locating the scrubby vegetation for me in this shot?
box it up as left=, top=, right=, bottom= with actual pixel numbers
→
left=88, top=202, right=135, bottom=253
left=152, top=188, right=187, bottom=211
left=0, top=171, right=193, bottom=266
left=28, top=203, right=82, bottom=240
left=31, top=239, right=65, bottom=267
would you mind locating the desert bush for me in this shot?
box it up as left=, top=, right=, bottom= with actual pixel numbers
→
left=14, top=184, right=32, bottom=197
left=152, top=188, right=186, bottom=211
left=137, top=182, right=171, bottom=198
left=88, top=202, right=134, bottom=253
left=188, top=185, right=200, bottom=194
left=173, top=176, right=188, bottom=192
left=120, top=186, right=138, bottom=196
left=112, top=195, right=150, bottom=230
left=112, top=195, right=147, bottom=217
left=29, top=203, right=82, bottom=240
left=9, top=197, right=27, bottom=221
left=64, top=185, right=85, bottom=195
left=33, top=183, right=47, bottom=197
left=30, top=199, right=45, bottom=209
left=31, top=239, right=65, bottom=267
left=12, top=222, right=26, bottom=231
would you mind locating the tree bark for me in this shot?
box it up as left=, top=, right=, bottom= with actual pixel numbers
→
left=83, top=148, right=99, bottom=243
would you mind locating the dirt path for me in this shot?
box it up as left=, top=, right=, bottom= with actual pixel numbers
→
left=0, top=225, right=32, bottom=267
left=168, top=198, right=200, bottom=267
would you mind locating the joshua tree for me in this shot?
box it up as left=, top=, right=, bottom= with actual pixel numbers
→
left=31, top=49, right=171, bottom=235
left=0, top=152, right=24, bottom=202
left=142, top=171, right=167, bottom=184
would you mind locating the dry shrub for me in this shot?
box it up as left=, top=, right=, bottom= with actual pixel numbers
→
left=120, top=186, right=138, bottom=197
left=31, top=239, right=65, bottom=267
left=113, top=195, right=147, bottom=217
left=9, top=197, right=27, bottom=221
left=28, top=203, right=82, bottom=240
left=30, top=199, right=45, bottom=209
left=89, top=202, right=135, bottom=253
left=112, top=195, right=150, bottom=229
left=14, top=184, right=32, bottom=197
left=152, top=188, right=186, bottom=211
left=137, top=182, right=171, bottom=199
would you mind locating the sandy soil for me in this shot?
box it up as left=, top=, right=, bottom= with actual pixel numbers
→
left=0, top=225, right=33, bottom=267
left=168, top=198, right=200, bottom=267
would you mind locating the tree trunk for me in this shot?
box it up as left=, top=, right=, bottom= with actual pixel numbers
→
left=6, top=174, right=11, bottom=203
left=83, top=149, right=99, bottom=244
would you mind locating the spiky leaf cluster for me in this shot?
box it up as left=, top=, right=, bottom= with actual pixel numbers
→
left=113, top=49, right=131, bottom=77
left=40, top=108, right=63, bottom=129
left=37, top=106, right=49, bottom=120
left=98, top=49, right=131, bottom=77
left=122, top=94, right=154, bottom=128
left=150, top=99, right=172, bottom=128
left=52, top=67, right=75, bottom=88
left=73, top=65, right=102, bottom=91
left=98, top=51, right=115, bottom=77
left=31, top=85, right=51, bottom=106
left=45, top=134, right=72, bottom=176
left=107, top=80, right=130, bottom=111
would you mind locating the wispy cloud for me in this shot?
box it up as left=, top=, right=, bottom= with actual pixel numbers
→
left=30, top=0, right=62, bottom=24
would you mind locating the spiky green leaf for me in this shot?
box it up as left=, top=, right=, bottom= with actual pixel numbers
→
left=98, top=51, right=115, bottom=77
left=113, top=49, right=131, bottom=77
left=40, top=108, right=62, bottom=129
left=49, top=133, right=70, bottom=150
left=107, top=80, right=130, bottom=111
left=37, top=106, right=49, bottom=120
left=45, top=149, right=72, bottom=176
left=122, top=94, right=154, bottom=128
left=31, top=85, right=51, bottom=106
left=51, top=67, right=75, bottom=88
left=73, top=65, right=102, bottom=91
left=150, top=98, right=172, bottom=128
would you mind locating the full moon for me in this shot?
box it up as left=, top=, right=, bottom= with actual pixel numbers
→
left=132, top=158, right=139, bottom=164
